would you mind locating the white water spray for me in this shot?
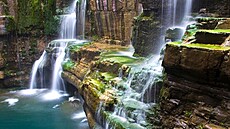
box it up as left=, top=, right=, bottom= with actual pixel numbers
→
left=29, top=51, right=46, bottom=89
left=60, top=0, right=78, bottom=39
left=29, top=0, right=87, bottom=97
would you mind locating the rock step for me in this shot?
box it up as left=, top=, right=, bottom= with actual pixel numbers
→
left=163, top=42, right=230, bottom=87
left=196, top=18, right=230, bottom=30
left=194, top=29, right=230, bottom=45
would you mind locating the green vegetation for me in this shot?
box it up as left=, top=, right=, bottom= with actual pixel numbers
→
left=62, top=60, right=75, bottom=71
left=68, top=42, right=92, bottom=52
left=92, top=35, right=100, bottom=41
left=100, top=56, right=139, bottom=64
left=169, top=42, right=230, bottom=50
left=134, top=13, right=153, bottom=21
left=4, top=16, right=15, bottom=32
left=184, top=111, right=193, bottom=117
left=196, top=17, right=225, bottom=22
left=44, top=15, right=60, bottom=35
left=198, top=29, right=230, bottom=33
left=87, top=78, right=106, bottom=93
left=17, top=0, right=56, bottom=34
left=100, top=72, right=116, bottom=82
left=103, top=112, right=145, bottom=129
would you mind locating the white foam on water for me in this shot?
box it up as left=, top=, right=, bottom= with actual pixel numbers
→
left=18, top=89, right=47, bottom=96
left=72, top=112, right=86, bottom=119
left=41, top=91, right=67, bottom=101
left=2, top=98, right=19, bottom=106
left=68, top=96, right=80, bottom=102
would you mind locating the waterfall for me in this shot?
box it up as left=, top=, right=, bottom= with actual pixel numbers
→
left=100, top=1, right=193, bottom=128
left=60, top=0, right=77, bottom=39
left=29, top=51, right=46, bottom=89
left=29, top=0, right=87, bottom=95
left=76, top=0, right=87, bottom=39
left=162, top=0, right=193, bottom=27
left=173, top=0, right=177, bottom=26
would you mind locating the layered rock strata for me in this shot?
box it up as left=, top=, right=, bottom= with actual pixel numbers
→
left=161, top=18, right=230, bottom=128
left=85, top=0, right=140, bottom=45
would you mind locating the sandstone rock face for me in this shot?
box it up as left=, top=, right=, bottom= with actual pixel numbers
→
left=85, top=0, right=139, bottom=45
left=62, top=42, right=149, bottom=128
left=161, top=16, right=230, bottom=128
left=0, top=0, right=56, bottom=88
left=163, top=43, right=230, bottom=85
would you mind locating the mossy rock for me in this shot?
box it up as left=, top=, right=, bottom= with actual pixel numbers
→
left=62, top=59, right=75, bottom=71
left=193, top=29, right=230, bottom=45
left=169, top=42, right=230, bottom=51
left=103, top=112, right=146, bottom=129
left=4, top=16, right=15, bottom=32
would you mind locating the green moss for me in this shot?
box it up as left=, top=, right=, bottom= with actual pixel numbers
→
left=88, top=78, right=106, bottom=93
left=182, top=28, right=197, bottom=42
left=104, top=56, right=137, bottom=64
left=134, top=13, right=153, bottom=22
left=168, top=42, right=230, bottom=51
left=17, top=0, right=56, bottom=34
left=99, top=55, right=140, bottom=65
left=198, top=29, right=230, bottom=33
left=92, top=35, right=100, bottom=41
left=160, top=86, right=170, bottom=100
left=68, top=42, right=92, bottom=52
left=103, top=112, right=145, bottom=129
left=44, top=15, right=60, bottom=35
left=184, top=111, right=193, bottom=117
left=4, top=16, right=15, bottom=32
left=196, top=17, right=225, bottom=22
left=100, top=72, right=116, bottom=82
left=62, top=60, right=75, bottom=71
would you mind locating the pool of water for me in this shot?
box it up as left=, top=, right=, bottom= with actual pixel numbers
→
left=0, top=89, right=89, bottom=129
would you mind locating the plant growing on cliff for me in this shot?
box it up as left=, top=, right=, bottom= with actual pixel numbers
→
left=62, top=59, right=75, bottom=71
left=44, top=15, right=60, bottom=36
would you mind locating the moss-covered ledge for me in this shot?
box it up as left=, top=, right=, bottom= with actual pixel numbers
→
left=163, top=42, right=230, bottom=87
left=62, top=42, right=147, bottom=128
left=161, top=17, right=230, bottom=128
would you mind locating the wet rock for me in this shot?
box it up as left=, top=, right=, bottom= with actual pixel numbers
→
left=196, top=18, right=222, bottom=30
left=194, top=30, right=230, bottom=45
left=204, top=124, right=226, bottom=129
left=165, top=27, right=184, bottom=42
left=216, top=19, right=230, bottom=29
left=189, top=115, right=206, bottom=126
left=0, top=71, right=4, bottom=79
left=212, top=107, right=229, bottom=123
left=0, top=53, right=4, bottom=68
left=163, top=42, right=230, bottom=85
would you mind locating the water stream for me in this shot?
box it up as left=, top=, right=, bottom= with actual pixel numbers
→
left=0, top=0, right=89, bottom=129
left=0, top=89, right=89, bottom=129
left=99, top=0, right=193, bottom=128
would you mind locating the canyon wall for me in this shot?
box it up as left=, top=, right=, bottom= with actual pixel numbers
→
left=0, top=0, right=57, bottom=88
left=84, top=0, right=140, bottom=45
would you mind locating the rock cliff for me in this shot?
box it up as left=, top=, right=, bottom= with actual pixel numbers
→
left=161, top=17, right=230, bottom=128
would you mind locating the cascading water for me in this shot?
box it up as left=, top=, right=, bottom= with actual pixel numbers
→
left=29, top=51, right=47, bottom=89
left=99, top=1, right=193, bottom=128
left=29, top=0, right=87, bottom=96
left=60, top=0, right=77, bottom=39
left=162, top=0, right=193, bottom=27
left=76, top=0, right=87, bottom=39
